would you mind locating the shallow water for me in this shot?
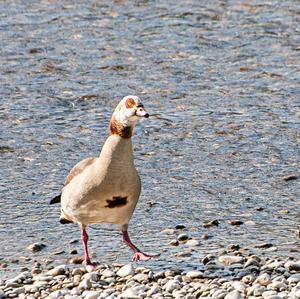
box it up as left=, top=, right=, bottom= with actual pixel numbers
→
left=0, top=0, right=299, bottom=278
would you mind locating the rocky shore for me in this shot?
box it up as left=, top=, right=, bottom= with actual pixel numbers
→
left=1, top=246, right=299, bottom=299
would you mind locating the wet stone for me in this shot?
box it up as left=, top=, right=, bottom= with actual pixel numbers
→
left=26, top=243, right=46, bottom=253
left=203, top=220, right=219, bottom=228
left=228, top=220, right=244, bottom=226
left=219, top=255, right=244, bottom=266
left=177, top=233, right=189, bottom=242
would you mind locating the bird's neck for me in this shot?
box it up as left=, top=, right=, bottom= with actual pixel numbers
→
left=109, top=115, right=135, bottom=138
left=100, top=134, right=134, bottom=166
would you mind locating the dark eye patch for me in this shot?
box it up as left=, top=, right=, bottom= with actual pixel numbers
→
left=136, top=104, right=144, bottom=108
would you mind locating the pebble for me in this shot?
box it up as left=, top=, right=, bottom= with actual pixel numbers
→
left=186, top=239, right=200, bottom=247
left=120, top=287, right=140, bottom=299
left=26, top=243, right=46, bottom=252
left=186, top=270, right=204, bottom=279
left=255, top=273, right=271, bottom=286
left=219, top=255, right=244, bottom=266
left=117, top=263, right=134, bottom=277
left=2, top=248, right=300, bottom=299
left=228, top=220, right=244, bottom=226
left=203, top=219, right=219, bottom=228
left=224, top=290, right=244, bottom=299
left=177, top=233, right=189, bottom=241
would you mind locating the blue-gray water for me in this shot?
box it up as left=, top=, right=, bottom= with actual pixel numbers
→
left=1, top=0, right=299, bottom=278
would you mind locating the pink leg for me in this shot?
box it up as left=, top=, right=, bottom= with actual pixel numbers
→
left=121, top=227, right=157, bottom=262
left=81, top=225, right=93, bottom=266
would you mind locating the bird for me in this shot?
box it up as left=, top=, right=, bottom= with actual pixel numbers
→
left=50, top=95, right=155, bottom=265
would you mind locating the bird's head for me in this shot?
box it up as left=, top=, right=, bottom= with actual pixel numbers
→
left=110, top=95, right=149, bottom=138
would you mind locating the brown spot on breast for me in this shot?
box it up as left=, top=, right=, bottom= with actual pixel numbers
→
left=125, top=98, right=136, bottom=109
left=105, top=196, right=128, bottom=208
left=109, top=117, right=132, bottom=138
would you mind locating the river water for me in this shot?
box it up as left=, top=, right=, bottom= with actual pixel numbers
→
left=1, top=0, right=299, bottom=278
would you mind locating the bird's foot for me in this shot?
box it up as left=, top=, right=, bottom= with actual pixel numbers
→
left=83, top=259, right=98, bottom=268
left=132, top=252, right=160, bottom=262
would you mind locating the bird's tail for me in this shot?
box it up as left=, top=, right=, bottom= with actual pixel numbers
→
left=50, top=194, right=61, bottom=205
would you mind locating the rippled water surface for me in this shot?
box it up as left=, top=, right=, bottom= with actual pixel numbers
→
left=1, top=0, right=299, bottom=278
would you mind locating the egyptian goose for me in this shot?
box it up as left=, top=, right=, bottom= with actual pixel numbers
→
left=50, top=95, right=155, bottom=264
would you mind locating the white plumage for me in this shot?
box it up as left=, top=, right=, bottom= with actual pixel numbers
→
left=51, top=95, right=155, bottom=264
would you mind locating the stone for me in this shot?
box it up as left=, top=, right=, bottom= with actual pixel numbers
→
left=27, top=243, right=46, bottom=252
left=186, top=239, right=200, bottom=247
left=218, top=255, right=244, bottom=266
left=232, top=281, right=247, bottom=293
left=85, top=265, right=94, bottom=273
left=72, top=268, right=85, bottom=276
left=147, top=284, right=160, bottom=296
left=175, top=224, right=186, bottom=229
left=120, top=288, right=140, bottom=299
left=267, top=281, right=287, bottom=291
left=203, top=220, right=219, bottom=228
left=164, top=279, right=181, bottom=293
left=255, top=273, right=271, bottom=286
left=101, top=269, right=115, bottom=278
left=287, top=274, right=300, bottom=284
left=170, top=239, right=179, bottom=246
left=83, top=290, right=102, bottom=299
left=11, top=287, right=25, bottom=296
left=177, top=233, right=189, bottom=241
left=244, top=258, right=260, bottom=268
left=186, top=271, right=204, bottom=279
left=228, top=220, right=244, bottom=226
left=224, top=290, right=244, bottom=299
left=254, top=243, right=274, bottom=249
left=46, top=265, right=67, bottom=276
left=117, top=263, right=134, bottom=277
left=78, top=278, right=92, bottom=290
left=82, top=272, right=99, bottom=282
left=284, top=261, right=300, bottom=272
left=132, top=273, right=148, bottom=282
left=262, top=290, right=278, bottom=297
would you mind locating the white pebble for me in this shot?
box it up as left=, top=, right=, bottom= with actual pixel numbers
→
left=147, top=283, right=160, bottom=296
left=82, top=272, right=99, bottom=282
left=164, top=279, right=182, bottom=293
left=186, top=271, right=204, bottom=279
left=46, top=265, right=67, bottom=276
left=83, top=290, right=102, bottom=299
left=117, top=263, right=134, bottom=277
left=101, top=269, right=115, bottom=278
left=120, top=288, right=140, bottom=299
left=219, top=255, right=244, bottom=266
left=231, top=281, right=246, bottom=293
left=255, top=273, right=271, bottom=286
left=78, top=278, right=92, bottom=290
left=186, top=239, right=200, bottom=247
left=132, top=273, right=148, bottom=283
left=224, top=290, right=244, bottom=299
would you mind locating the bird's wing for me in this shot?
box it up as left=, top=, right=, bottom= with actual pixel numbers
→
left=49, top=157, right=96, bottom=205
left=64, top=157, right=96, bottom=187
